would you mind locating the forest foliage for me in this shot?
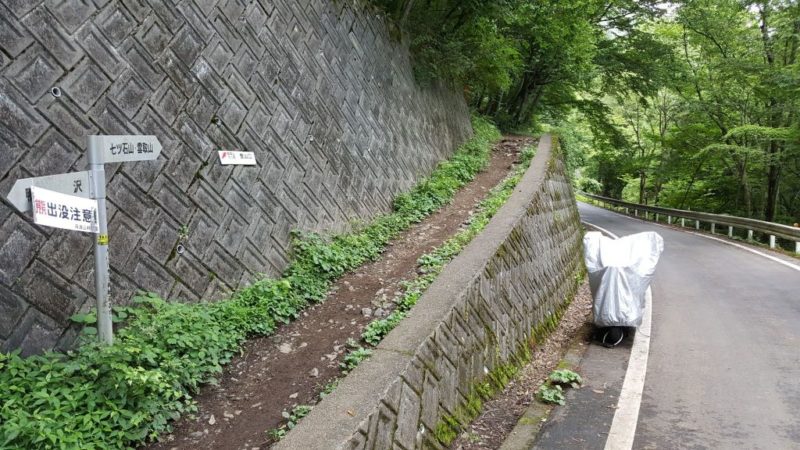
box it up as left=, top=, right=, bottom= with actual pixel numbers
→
left=373, top=0, right=800, bottom=224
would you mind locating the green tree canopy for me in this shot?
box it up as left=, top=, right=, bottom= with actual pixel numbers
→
left=371, top=0, right=800, bottom=224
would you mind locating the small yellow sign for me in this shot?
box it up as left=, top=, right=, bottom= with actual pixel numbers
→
left=98, top=234, right=109, bottom=245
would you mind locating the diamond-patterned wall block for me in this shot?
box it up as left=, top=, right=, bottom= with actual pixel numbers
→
left=0, top=0, right=472, bottom=355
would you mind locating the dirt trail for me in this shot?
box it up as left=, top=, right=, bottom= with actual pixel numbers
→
left=147, top=136, right=534, bottom=450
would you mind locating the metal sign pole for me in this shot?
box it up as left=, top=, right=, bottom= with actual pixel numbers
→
left=6, top=135, right=162, bottom=346
left=88, top=136, right=112, bottom=345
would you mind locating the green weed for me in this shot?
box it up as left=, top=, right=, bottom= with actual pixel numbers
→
left=268, top=404, right=313, bottom=441
left=0, top=116, right=502, bottom=449
left=319, top=379, right=339, bottom=399
left=537, top=384, right=566, bottom=405
left=537, top=369, right=582, bottom=406
left=339, top=347, right=373, bottom=374
left=360, top=138, right=538, bottom=347
left=549, top=369, right=582, bottom=387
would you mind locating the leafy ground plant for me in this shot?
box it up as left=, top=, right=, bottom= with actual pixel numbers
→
left=0, top=116, right=501, bottom=449
left=270, top=131, right=532, bottom=440
left=318, top=379, right=339, bottom=400
left=549, top=369, right=582, bottom=388
left=537, top=384, right=566, bottom=405
left=360, top=143, right=537, bottom=347
left=340, top=346, right=373, bottom=374
left=537, top=368, right=582, bottom=405
left=267, top=404, right=313, bottom=441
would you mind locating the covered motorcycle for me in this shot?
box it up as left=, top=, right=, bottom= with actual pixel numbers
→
left=583, top=231, right=664, bottom=328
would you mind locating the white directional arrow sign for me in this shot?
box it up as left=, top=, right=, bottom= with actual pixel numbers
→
left=90, top=135, right=162, bottom=163
left=6, top=171, right=92, bottom=213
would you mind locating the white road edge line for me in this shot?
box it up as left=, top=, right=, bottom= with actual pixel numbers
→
left=604, top=288, right=651, bottom=450
left=683, top=231, right=800, bottom=272
left=583, top=222, right=617, bottom=240
left=583, top=221, right=652, bottom=450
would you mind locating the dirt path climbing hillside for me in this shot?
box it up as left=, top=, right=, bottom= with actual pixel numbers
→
left=147, top=136, right=534, bottom=450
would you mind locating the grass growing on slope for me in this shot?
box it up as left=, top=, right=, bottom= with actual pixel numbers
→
left=270, top=139, right=537, bottom=439
left=0, top=116, right=501, bottom=449
left=359, top=142, right=537, bottom=347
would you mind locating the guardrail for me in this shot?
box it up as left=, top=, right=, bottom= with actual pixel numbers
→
left=579, top=192, right=800, bottom=254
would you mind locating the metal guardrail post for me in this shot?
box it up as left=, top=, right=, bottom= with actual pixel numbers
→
left=796, top=242, right=799, bottom=254
left=695, top=220, right=700, bottom=230
left=681, top=218, right=685, bottom=227
left=711, top=223, right=716, bottom=234
left=748, top=230, right=753, bottom=240
left=728, top=226, right=733, bottom=238
left=769, top=235, right=776, bottom=248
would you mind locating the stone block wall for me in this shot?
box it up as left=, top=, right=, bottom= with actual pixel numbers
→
left=0, top=0, right=472, bottom=355
left=275, top=134, right=584, bottom=450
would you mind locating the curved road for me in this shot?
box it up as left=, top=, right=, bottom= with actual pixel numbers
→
left=579, top=202, right=800, bottom=449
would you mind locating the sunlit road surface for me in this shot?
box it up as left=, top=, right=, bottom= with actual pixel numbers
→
left=579, top=202, right=800, bottom=450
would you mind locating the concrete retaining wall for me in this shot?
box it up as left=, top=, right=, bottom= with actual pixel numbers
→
left=0, top=0, right=472, bottom=355
left=275, top=134, right=584, bottom=449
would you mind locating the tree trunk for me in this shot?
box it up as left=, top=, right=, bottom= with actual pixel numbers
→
left=639, top=171, right=647, bottom=205
left=514, top=86, right=544, bottom=126
left=679, top=155, right=709, bottom=209
left=472, top=87, right=485, bottom=109
left=483, top=93, right=501, bottom=116
left=399, top=0, right=415, bottom=26
left=739, top=158, right=753, bottom=218
left=758, top=2, right=782, bottom=222
left=765, top=140, right=781, bottom=221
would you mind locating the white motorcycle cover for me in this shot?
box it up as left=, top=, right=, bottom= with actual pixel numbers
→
left=583, top=231, right=664, bottom=327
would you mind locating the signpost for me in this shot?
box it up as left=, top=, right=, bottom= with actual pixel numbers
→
left=87, top=135, right=161, bottom=344
left=7, top=171, right=92, bottom=212
left=30, top=187, right=99, bottom=233
left=91, top=135, right=162, bottom=164
left=5, top=135, right=162, bottom=345
left=218, top=150, right=256, bottom=165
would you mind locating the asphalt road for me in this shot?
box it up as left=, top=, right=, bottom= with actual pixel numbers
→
left=578, top=202, right=800, bottom=449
